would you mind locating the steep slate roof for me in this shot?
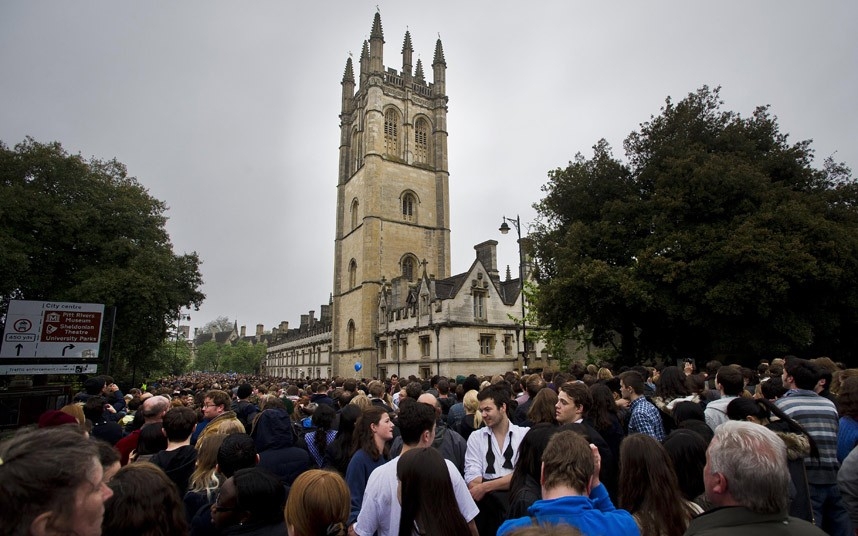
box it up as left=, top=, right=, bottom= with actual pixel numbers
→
left=193, top=328, right=236, bottom=347
left=403, top=257, right=522, bottom=307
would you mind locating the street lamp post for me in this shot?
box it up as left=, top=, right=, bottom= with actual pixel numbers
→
left=499, top=215, right=528, bottom=372
left=174, top=312, right=191, bottom=362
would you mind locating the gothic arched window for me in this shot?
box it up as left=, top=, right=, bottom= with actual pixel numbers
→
left=415, top=117, right=429, bottom=164
left=402, top=256, right=416, bottom=282
left=402, top=192, right=416, bottom=222
left=384, top=108, right=399, bottom=157
left=348, top=259, right=357, bottom=289
left=347, top=320, right=356, bottom=349
left=350, top=198, right=359, bottom=230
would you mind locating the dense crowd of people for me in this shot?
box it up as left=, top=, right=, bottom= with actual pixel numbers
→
left=1, top=356, right=857, bottom=535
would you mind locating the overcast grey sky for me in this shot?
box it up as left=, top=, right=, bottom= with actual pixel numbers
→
left=2, top=2, right=856, bottom=336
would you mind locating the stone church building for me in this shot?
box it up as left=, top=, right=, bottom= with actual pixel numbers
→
left=264, top=13, right=546, bottom=380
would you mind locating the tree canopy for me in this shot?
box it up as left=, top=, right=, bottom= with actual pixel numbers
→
left=193, top=340, right=266, bottom=374
left=531, top=87, right=858, bottom=366
left=199, top=315, right=234, bottom=335
left=0, top=138, right=205, bottom=379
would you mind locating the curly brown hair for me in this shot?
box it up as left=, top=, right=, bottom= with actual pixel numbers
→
left=839, top=376, right=858, bottom=419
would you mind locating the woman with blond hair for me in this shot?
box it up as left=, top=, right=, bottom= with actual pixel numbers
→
left=183, top=433, right=227, bottom=522
left=349, top=392, right=371, bottom=411
left=285, top=469, right=349, bottom=536
left=454, top=389, right=482, bottom=440
left=59, top=402, right=87, bottom=433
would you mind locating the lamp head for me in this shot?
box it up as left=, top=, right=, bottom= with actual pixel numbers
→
left=499, top=221, right=511, bottom=234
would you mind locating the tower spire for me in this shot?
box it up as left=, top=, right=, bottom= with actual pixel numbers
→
left=342, top=56, right=355, bottom=83
left=432, top=38, right=446, bottom=96
left=433, top=38, right=446, bottom=65
left=369, top=12, right=384, bottom=73
left=401, top=30, right=413, bottom=81
left=341, top=57, right=355, bottom=114
left=415, top=58, right=425, bottom=84
left=359, top=40, right=369, bottom=87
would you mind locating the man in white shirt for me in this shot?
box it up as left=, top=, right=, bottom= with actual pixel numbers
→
left=464, top=384, right=529, bottom=536
left=704, top=366, right=744, bottom=431
left=353, top=399, right=478, bottom=536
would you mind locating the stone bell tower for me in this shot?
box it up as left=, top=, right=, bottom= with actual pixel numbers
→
left=331, top=12, right=450, bottom=376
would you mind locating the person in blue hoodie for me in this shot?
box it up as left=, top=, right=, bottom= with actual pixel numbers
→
left=498, top=429, right=639, bottom=536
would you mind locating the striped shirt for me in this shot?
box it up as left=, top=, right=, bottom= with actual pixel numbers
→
left=776, top=389, right=839, bottom=485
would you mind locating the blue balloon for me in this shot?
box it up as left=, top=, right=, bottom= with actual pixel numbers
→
left=354, top=362, right=363, bottom=372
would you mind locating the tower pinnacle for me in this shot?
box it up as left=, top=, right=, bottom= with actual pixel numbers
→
left=432, top=39, right=446, bottom=95
left=402, top=30, right=413, bottom=78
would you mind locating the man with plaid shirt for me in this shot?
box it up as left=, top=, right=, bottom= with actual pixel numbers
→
left=619, top=370, right=665, bottom=442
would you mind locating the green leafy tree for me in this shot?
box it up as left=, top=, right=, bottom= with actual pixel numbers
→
left=222, top=340, right=266, bottom=374
left=193, top=341, right=224, bottom=372
left=531, top=87, right=858, bottom=366
left=0, top=138, right=205, bottom=379
left=147, top=337, right=193, bottom=378
left=193, top=340, right=265, bottom=374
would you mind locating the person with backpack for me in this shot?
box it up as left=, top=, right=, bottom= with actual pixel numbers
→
left=232, top=383, right=259, bottom=434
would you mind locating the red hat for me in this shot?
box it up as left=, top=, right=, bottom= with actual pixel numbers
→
left=37, top=409, right=79, bottom=428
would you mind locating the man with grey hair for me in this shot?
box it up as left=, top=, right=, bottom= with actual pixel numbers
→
left=115, top=394, right=170, bottom=465
left=685, top=420, right=826, bottom=535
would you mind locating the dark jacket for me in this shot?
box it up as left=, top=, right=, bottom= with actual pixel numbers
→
left=90, top=419, right=124, bottom=446
left=232, top=399, right=259, bottom=433
left=310, top=392, right=336, bottom=409
left=455, top=413, right=479, bottom=441
left=370, top=398, right=394, bottom=413
left=684, top=506, right=825, bottom=536
left=389, top=420, right=468, bottom=475
left=768, top=421, right=814, bottom=523
left=151, top=445, right=198, bottom=496
left=513, top=397, right=534, bottom=426
left=252, top=408, right=311, bottom=486
left=508, top=473, right=541, bottom=518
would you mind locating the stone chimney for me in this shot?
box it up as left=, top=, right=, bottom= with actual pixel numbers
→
left=279, top=321, right=289, bottom=331
left=309, top=310, right=316, bottom=328
left=240, top=325, right=246, bottom=338
left=256, top=324, right=263, bottom=337
left=474, top=240, right=499, bottom=279
left=300, top=314, right=309, bottom=330
left=320, top=304, right=331, bottom=322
